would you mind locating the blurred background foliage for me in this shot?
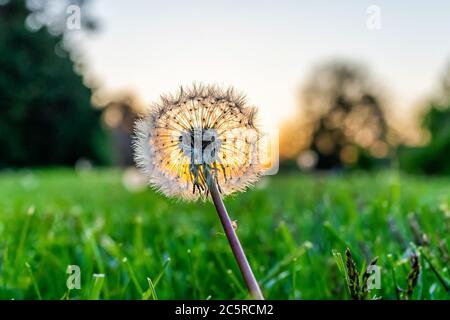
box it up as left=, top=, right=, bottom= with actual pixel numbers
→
left=0, top=0, right=449, bottom=175
left=399, top=64, right=450, bottom=175
left=0, top=0, right=108, bottom=168
left=280, top=60, right=392, bottom=171
left=277, top=56, right=450, bottom=174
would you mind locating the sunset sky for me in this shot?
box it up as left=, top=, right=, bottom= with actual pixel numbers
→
left=76, top=0, right=450, bottom=129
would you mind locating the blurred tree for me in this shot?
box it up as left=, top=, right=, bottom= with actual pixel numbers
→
left=292, top=60, right=390, bottom=169
left=99, top=95, right=142, bottom=167
left=439, top=61, right=450, bottom=103
left=399, top=62, right=450, bottom=175
left=0, top=0, right=108, bottom=167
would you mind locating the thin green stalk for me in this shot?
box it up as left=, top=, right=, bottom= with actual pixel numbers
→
left=25, top=262, right=42, bottom=300
left=123, top=257, right=144, bottom=295
left=421, top=250, right=450, bottom=294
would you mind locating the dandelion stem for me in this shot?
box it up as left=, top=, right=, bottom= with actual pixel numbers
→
left=207, top=176, right=264, bottom=300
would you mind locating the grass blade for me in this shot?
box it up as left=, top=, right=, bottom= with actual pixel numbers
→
left=122, top=257, right=144, bottom=295
left=25, top=262, right=42, bottom=300
left=89, top=274, right=105, bottom=300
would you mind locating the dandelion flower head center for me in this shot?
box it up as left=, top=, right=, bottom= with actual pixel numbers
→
left=179, top=127, right=221, bottom=163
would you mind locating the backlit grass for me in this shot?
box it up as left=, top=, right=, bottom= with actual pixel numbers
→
left=0, top=169, right=448, bottom=299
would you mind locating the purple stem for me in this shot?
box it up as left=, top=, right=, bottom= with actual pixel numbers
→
left=208, top=178, right=264, bottom=300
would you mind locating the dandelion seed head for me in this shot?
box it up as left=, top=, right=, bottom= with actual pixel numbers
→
left=133, top=84, right=263, bottom=201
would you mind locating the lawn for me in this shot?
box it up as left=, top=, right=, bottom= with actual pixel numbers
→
left=0, top=169, right=448, bottom=300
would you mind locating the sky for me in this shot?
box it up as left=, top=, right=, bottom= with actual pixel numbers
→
left=76, top=0, right=450, bottom=129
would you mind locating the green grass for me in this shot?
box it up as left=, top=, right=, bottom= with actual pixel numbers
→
left=0, top=169, right=448, bottom=300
